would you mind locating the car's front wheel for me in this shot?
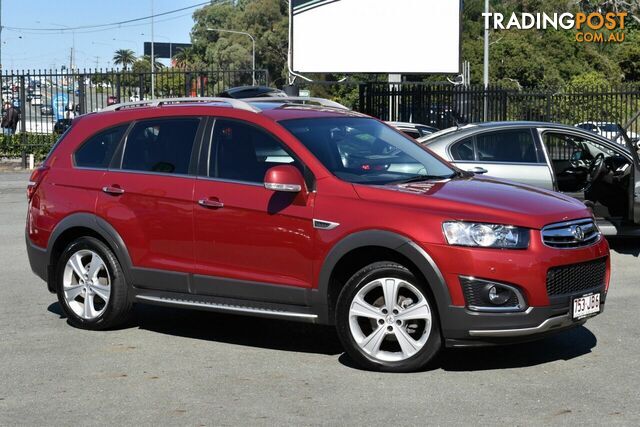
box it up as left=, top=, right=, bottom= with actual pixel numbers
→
left=336, top=262, right=442, bottom=372
left=56, top=237, right=131, bottom=330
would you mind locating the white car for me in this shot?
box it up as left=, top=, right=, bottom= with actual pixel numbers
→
left=575, top=121, right=639, bottom=145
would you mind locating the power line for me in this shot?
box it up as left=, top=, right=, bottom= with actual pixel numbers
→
left=4, top=10, right=199, bottom=36
left=3, top=0, right=217, bottom=32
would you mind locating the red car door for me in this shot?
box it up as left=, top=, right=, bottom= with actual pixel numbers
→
left=96, top=117, right=203, bottom=293
left=192, top=118, right=315, bottom=300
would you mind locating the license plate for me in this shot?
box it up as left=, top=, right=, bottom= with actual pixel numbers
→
left=572, top=293, right=601, bottom=320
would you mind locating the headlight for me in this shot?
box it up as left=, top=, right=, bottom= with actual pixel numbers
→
left=442, top=221, right=529, bottom=248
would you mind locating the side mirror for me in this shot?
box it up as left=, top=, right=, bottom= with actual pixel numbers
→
left=264, top=165, right=306, bottom=193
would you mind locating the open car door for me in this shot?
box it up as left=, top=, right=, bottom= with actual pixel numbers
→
left=618, top=127, right=640, bottom=225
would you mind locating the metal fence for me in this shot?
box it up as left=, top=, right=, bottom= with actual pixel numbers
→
left=358, top=82, right=640, bottom=135
left=4, top=74, right=640, bottom=163
left=0, top=68, right=268, bottom=160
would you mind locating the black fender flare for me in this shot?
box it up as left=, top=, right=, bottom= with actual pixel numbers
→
left=45, top=213, right=134, bottom=291
left=311, top=230, right=452, bottom=324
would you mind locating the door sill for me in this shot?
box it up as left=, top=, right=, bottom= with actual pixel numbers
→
left=133, top=289, right=318, bottom=323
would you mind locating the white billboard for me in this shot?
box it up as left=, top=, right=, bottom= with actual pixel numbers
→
left=290, top=0, right=461, bottom=74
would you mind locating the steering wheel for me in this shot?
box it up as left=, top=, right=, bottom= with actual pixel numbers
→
left=586, top=153, right=606, bottom=188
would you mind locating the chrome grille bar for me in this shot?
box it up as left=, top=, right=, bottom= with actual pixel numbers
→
left=541, top=218, right=600, bottom=249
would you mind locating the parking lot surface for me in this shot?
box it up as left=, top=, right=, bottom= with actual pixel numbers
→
left=1, top=172, right=639, bottom=425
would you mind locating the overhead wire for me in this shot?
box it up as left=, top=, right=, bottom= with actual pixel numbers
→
left=3, top=0, right=224, bottom=33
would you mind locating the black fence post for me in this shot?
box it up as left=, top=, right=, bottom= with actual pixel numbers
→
left=545, top=92, right=552, bottom=122
left=185, top=72, right=192, bottom=97
left=19, top=74, right=27, bottom=168
left=78, top=74, right=86, bottom=115
left=115, top=73, right=121, bottom=102
left=139, top=74, right=145, bottom=101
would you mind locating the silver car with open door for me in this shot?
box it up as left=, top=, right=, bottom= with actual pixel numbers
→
left=420, top=121, right=640, bottom=236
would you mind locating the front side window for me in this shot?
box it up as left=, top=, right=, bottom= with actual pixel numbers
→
left=210, top=119, right=300, bottom=183
left=74, top=125, right=127, bottom=168
left=475, top=130, right=539, bottom=163
left=280, top=117, right=455, bottom=185
left=543, top=133, right=616, bottom=162
left=121, top=118, right=200, bottom=174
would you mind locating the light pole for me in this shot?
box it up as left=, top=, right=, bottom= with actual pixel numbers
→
left=483, top=0, right=489, bottom=121
left=150, top=0, right=155, bottom=99
left=1, top=0, right=3, bottom=73
left=207, top=28, right=256, bottom=86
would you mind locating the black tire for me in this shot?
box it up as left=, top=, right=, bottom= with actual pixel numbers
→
left=335, top=261, right=442, bottom=372
left=56, top=236, right=132, bottom=330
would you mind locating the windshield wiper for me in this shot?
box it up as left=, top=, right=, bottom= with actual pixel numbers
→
left=391, top=173, right=455, bottom=185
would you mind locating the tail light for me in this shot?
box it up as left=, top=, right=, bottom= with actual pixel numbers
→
left=27, top=166, right=49, bottom=200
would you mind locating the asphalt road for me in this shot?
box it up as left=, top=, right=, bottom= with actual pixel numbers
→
left=1, top=172, right=639, bottom=426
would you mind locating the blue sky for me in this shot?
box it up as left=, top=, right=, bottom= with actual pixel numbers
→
left=1, top=0, right=202, bottom=70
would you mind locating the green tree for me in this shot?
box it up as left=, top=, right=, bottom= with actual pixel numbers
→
left=190, top=0, right=289, bottom=85
left=131, top=55, right=165, bottom=73
left=112, top=49, right=137, bottom=70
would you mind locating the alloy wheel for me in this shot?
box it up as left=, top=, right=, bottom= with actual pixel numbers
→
left=62, top=249, right=111, bottom=320
left=348, top=277, right=432, bottom=362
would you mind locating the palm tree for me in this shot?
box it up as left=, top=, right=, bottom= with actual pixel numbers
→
left=113, top=49, right=136, bottom=70
left=172, top=47, right=193, bottom=70
left=140, top=55, right=165, bottom=70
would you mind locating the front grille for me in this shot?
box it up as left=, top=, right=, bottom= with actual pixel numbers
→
left=546, top=258, right=607, bottom=296
left=541, top=218, right=600, bottom=249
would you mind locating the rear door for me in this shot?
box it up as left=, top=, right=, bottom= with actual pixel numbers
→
left=448, top=128, right=554, bottom=190
left=96, top=116, right=204, bottom=293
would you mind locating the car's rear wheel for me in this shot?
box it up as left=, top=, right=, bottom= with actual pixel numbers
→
left=336, top=262, right=441, bottom=372
left=56, top=237, right=131, bottom=330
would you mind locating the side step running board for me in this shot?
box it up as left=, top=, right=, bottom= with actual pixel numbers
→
left=135, top=292, right=318, bottom=323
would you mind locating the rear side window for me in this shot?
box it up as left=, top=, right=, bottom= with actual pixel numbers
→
left=210, top=119, right=299, bottom=183
left=121, top=118, right=200, bottom=175
left=475, top=130, right=539, bottom=163
left=74, top=125, right=127, bottom=168
left=450, top=137, right=474, bottom=161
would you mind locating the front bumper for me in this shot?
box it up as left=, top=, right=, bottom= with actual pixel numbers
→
left=440, top=286, right=606, bottom=347
left=424, top=231, right=610, bottom=347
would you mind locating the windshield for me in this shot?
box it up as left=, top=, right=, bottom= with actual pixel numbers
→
left=280, top=117, right=455, bottom=185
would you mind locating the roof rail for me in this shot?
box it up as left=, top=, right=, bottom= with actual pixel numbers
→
left=241, top=96, right=349, bottom=110
left=100, top=97, right=260, bottom=113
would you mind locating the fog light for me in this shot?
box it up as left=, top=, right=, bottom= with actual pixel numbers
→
left=459, top=276, right=527, bottom=313
left=488, top=285, right=511, bottom=305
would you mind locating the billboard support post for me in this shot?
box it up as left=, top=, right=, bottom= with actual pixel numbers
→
left=483, top=0, right=489, bottom=121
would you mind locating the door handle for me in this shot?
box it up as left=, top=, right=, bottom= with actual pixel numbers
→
left=198, top=198, right=224, bottom=209
left=102, top=186, right=125, bottom=195
left=468, top=167, right=488, bottom=175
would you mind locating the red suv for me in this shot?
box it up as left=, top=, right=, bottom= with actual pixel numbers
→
left=26, top=97, right=610, bottom=372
